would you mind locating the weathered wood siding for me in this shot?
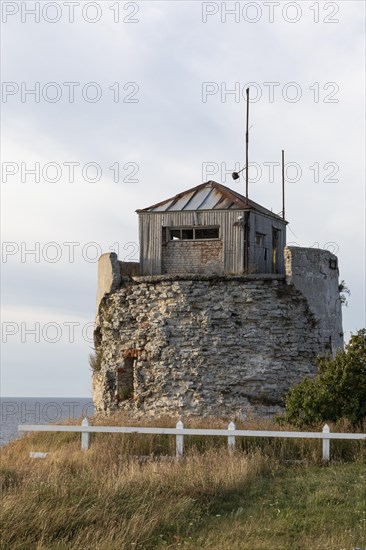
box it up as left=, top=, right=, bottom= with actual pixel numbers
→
left=139, top=210, right=286, bottom=275
left=248, top=212, right=286, bottom=274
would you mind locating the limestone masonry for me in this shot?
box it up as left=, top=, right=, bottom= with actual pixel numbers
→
left=92, top=182, right=343, bottom=418
left=92, top=247, right=343, bottom=418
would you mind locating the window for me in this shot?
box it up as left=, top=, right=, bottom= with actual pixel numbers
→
left=195, top=227, right=220, bottom=239
left=255, top=233, right=265, bottom=246
left=182, top=229, right=194, bottom=240
left=169, top=227, right=220, bottom=241
left=170, top=229, right=183, bottom=240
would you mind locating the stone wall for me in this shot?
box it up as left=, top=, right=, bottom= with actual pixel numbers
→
left=285, top=247, right=343, bottom=353
left=92, top=270, right=339, bottom=419
left=95, top=253, right=121, bottom=318
left=95, top=253, right=139, bottom=320
left=92, top=246, right=343, bottom=419
left=162, top=241, right=223, bottom=276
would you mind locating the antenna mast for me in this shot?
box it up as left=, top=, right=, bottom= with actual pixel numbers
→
left=245, top=87, right=249, bottom=203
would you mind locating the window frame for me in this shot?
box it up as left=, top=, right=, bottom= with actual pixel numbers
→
left=168, top=226, right=221, bottom=242
left=255, top=232, right=266, bottom=246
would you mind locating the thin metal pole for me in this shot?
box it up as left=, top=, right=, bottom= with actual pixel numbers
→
left=245, top=87, right=249, bottom=204
left=282, top=149, right=285, bottom=220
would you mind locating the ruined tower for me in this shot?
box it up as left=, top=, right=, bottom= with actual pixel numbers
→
left=92, top=181, right=343, bottom=418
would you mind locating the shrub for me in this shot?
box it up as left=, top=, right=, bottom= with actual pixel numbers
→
left=284, top=329, right=366, bottom=427
left=88, top=349, right=102, bottom=372
left=338, top=279, right=351, bottom=306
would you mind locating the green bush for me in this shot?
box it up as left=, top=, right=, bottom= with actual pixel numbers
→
left=284, top=329, right=366, bottom=427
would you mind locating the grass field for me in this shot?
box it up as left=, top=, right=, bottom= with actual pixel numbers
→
left=1, top=415, right=365, bottom=549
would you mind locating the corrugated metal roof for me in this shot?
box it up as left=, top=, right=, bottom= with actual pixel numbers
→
left=137, top=181, right=286, bottom=221
left=166, top=191, right=196, bottom=211
left=152, top=199, right=175, bottom=212
left=198, top=187, right=223, bottom=209
left=182, top=186, right=213, bottom=210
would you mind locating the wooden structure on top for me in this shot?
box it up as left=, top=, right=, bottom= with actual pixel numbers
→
left=136, top=181, right=287, bottom=276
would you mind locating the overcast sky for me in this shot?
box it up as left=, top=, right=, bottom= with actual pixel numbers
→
left=1, top=0, right=365, bottom=397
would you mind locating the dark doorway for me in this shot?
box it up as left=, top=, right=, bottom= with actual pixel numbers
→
left=272, top=228, right=280, bottom=274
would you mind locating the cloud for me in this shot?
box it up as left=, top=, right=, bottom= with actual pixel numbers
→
left=1, top=0, right=365, bottom=395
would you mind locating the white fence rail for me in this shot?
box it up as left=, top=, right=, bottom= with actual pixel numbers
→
left=18, top=419, right=366, bottom=461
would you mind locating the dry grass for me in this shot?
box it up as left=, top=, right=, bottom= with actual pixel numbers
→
left=1, top=414, right=365, bottom=549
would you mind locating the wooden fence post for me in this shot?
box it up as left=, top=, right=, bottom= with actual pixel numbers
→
left=81, top=417, right=90, bottom=450
left=176, top=420, right=184, bottom=459
left=228, top=421, right=236, bottom=452
left=322, top=424, right=330, bottom=461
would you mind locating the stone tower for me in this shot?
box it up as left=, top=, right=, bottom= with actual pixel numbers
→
left=92, top=183, right=343, bottom=418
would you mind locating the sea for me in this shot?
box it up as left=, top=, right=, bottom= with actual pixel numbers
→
left=0, top=397, right=94, bottom=446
